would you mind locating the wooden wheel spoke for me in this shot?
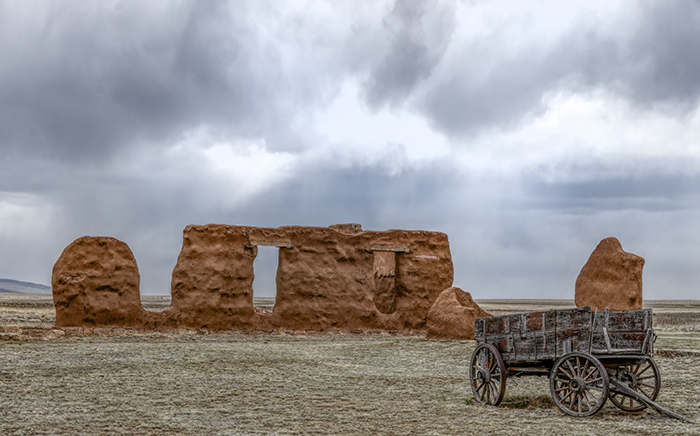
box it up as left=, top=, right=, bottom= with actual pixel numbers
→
left=586, top=385, right=603, bottom=394
left=637, top=364, right=651, bottom=376
left=575, top=356, right=582, bottom=377
left=558, top=366, right=575, bottom=380
left=585, top=376, right=602, bottom=385
left=637, top=381, right=656, bottom=390
left=477, top=352, right=487, bottom=368
left=474, top=380, right=485, bottom=395
left=489, top=381, right=499, bottom=404
left=565, top=360, right=577, bottom=377
left=581, top=390, right=593, bottom=410
left=559, top=389, right=574, bottom=403
left=584, top=388, right=600, bottom=407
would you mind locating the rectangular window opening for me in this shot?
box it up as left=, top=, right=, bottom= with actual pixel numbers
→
left=252, top=245, right=279, bottom=312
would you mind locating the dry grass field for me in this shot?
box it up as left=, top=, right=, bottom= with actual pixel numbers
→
left=1, top=294, right=699, bottom=435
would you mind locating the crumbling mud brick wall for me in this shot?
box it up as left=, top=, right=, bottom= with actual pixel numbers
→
left=575, top=237, right=644, bottom=311
left=53, top=224, right=454, bottom=331
left=52, top=236, right=149, bottom=327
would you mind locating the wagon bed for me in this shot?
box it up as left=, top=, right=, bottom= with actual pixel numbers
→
left=470, top=306, right=694, bottom=422
left=475, top=306, right=654, bottom=369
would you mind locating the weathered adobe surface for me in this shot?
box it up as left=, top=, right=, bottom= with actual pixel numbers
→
left=52, top=236, right=149, bottom=327
left=53, top=224, right=454, bottom=331
left=426, top=287, right=492, bottom=340
left=172, top=224, right=454, bottom=330
left=575, top=237, right=644, bottom=312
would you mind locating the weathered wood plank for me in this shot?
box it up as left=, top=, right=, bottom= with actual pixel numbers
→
left=475, top=307, right=653, bottom=364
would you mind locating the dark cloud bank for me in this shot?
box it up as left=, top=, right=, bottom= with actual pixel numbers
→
left=1, top=1, right=700, bottom=299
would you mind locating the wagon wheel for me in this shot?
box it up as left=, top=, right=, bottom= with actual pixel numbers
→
left=469, top=343, right=506, bottom=406
left=608, top=357, right=661, bottom=412
left=549, top=352, right=609, bottom=417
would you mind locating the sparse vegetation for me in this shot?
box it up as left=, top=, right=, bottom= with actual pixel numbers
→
left=0, top=295, right=698, bottom=435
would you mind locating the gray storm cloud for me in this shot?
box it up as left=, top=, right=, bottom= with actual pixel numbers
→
left=418, top=0, right=700, bottom=136
left=1, top=0, right=700, bottom=299
left=361, top=0, right=456, bottom=109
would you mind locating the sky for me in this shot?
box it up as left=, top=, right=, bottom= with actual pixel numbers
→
left=1, top=0, right=700, bottom=299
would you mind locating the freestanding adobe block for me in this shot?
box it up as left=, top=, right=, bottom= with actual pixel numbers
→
left=426, top=287, right=492, bottom=340
left=52, top=236, right=147, bottom=326
left=575, top=237, right=644, bottom=311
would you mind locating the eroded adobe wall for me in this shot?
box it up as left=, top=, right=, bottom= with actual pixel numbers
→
left=52, top=236, right=147, bottom=327
left=272, top=226, right=376, bottom=330
left=52, top=224, right=454, bottom=331
left=168, top=225, right=260, bottom=329
left=170, top=224, right=453, bottom=330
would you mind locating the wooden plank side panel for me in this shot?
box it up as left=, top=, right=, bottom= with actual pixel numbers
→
left=609, top=332, right=648, bottom=351
left=475, top=317, right=507, bottom=342
left=541, top=310, right=558, bottom=360
left=555, top=307, right=592, bottom=356
left=591, top=308, right=652, bottom=354
left=513, top=334, right=536, bottom=361
left=591, top=330, right=607, bottom=352
left=512, top=311, right=547, bottom=362
left=475, top=317, right=513, bottom=357
left=481, top=310, right=559, bottom=363
left=477, top=307, right=652, bottom=363
left=474, top=317, right=486, bottom=343
left=484, top=316, right=508, bottom=336
left=525, top=312, right=544, bottom=330
left=606, top=309, right=651, bottom=332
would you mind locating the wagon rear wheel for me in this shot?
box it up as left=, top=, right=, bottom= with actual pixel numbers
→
left=469, top=343, right=506, bottom=406
left=549, top=352, right=609, bottom=417
left=608, top=357, right=661, bottom=412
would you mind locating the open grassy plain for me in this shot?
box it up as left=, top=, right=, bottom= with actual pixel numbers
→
left=1, top=294, right=698, bottom=435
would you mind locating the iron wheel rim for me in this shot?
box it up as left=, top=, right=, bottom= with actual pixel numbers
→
left=549, top=352, right=609, bottom=417
left=469, top=343, right=506, bottom=406
left=609, top=357, right=661, bottom=412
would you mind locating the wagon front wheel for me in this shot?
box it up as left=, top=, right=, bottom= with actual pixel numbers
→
left=608, top=357, right=661, bottom=412
left=549, top=352, right=609, bottom=417
left=469, top=343, right=506, bottom=406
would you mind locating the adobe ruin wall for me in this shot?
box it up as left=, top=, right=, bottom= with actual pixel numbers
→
left=52, top=224, right=454, bottom=331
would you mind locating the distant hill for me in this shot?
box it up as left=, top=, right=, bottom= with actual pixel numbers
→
left=0, top=278, right=51, bottom=294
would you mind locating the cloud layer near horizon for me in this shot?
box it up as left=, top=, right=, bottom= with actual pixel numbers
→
left=2, top=0, right=700, bottom=299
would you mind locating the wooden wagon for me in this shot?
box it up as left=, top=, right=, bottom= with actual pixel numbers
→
left=470, top=306, right=689, bottom=420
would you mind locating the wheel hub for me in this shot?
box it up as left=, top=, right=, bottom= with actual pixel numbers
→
left=568, top=377, right=585, bottom=393
left=620, top=371, right=638, bottom=388
left=477, top=368, right=491, bottom=384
